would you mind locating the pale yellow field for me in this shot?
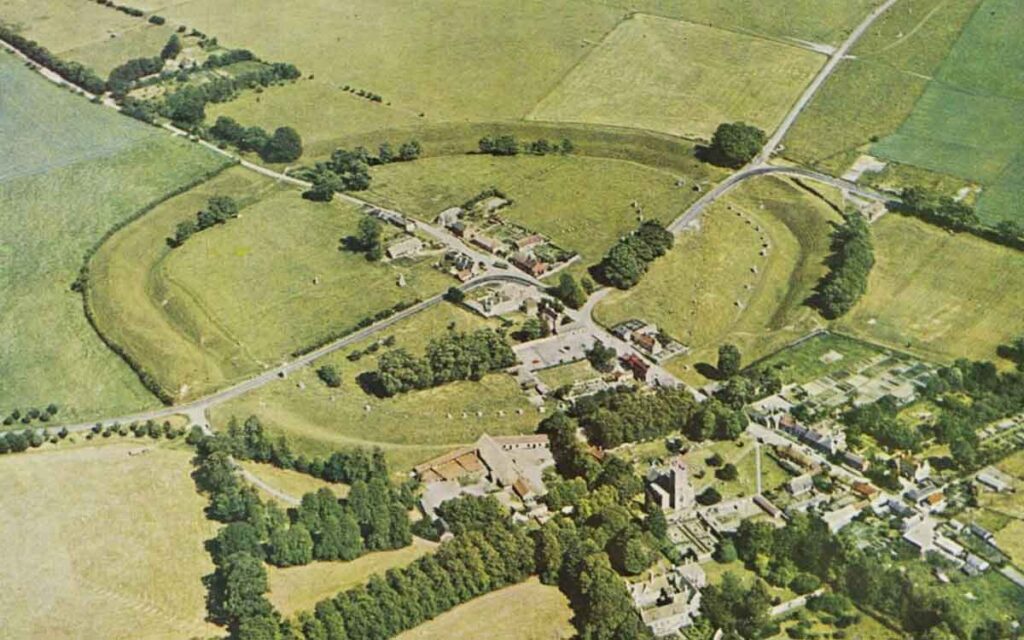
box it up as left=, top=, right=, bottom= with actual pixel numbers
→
left=268, top=538, right=436, bottom=616
left=239, top=460, right=349, bottom=502
left=394, top=577, right=575, bottom=640
left=0, top=442, right=219, bottom=640
left=530, top=14, right=824, bottom=139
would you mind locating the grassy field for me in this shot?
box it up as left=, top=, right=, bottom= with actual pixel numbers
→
left=394, top=577, right=574, bottom=640
left=368, top=153, right=718, bottom=275
left=595, top=177, right=840, bottom=385
left=752, top=332, right=891, bottom=385
left=678, top=436, right=791, bottom=500
left=783, top=0, right=983, bottom=174
left=871, top=0, right=1024, bottom=223
left=0, top=0, right=144, bottom=53
left=536, top=360, right=599, bottom=390
left=209, top=303, right=540, bottom=472
left=88, top=168, right=450, bottom=401
left=0, top=53, right=230, bottom=421
left=0, top=442, right=219, bottom=639
left=836, top=215, right=1024, bottom=363
left=268, top=538, right=435, bottom=616
left=239, top=460, right=349, bottom=502
left=530, top=14, right=823, bottom=140
left=594, top=0, right=883, bottom=46
left=61, top=21, right=176, bottom=76
left=157, top=0, right=622, bottom=145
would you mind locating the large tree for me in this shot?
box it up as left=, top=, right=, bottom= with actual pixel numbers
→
left=709, top=121, right=766, bottom=168
left=261, top=126, right=303, bottom=163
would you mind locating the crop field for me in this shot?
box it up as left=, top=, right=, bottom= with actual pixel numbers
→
left=368, top=153, right=716, bottom=272
left=394, top=577, right=574, bottom=640
left=88, top=168, right=449, bottom=401
left=871, top=0, right=1024, bottom=223
left=593, top=0, right=883, bottom=46
left=0, top=53, right=230, bottom=421
left=209, top=303, right=540, bottom=472
left=595, top=177, right=840, bottom=384
left=155, top=0, right=622, bottom=141
left=268, top=538, right=435, bottom=616
left=783, top=0, right=983, bottom=174
left=836, top=215, right=1024, bottom=363
left=530, top=14, right=823, bottom=140
left=0, top=442, right=219, bottom=640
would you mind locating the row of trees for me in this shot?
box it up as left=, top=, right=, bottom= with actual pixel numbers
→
left=167, top=195, right=240, bottom=247
left=209, top=116, right=304, bottom=163
left=0, top=23, right=106, bottom=94
left=363, top=328, right=516, bottom=397
left=901, top=187, right=1024, bottom=252
left=596, top=220, right=674, bottom=289
left=301, top=141, right=422, bottom=201
left=2, top=404, right=59, bottom=426
left=812, top=213, right=874, bottom=319
left=108, top=56, right=165, bottom=95
left=478, top=135, right=573, bottom=157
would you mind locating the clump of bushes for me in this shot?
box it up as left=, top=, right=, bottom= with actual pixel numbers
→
left=595, top=220, right=674, bottom=289
left=167, top=195, right=240, bottom=247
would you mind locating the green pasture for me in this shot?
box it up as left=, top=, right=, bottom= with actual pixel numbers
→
left=530, top=14, right=823, bottom=140
left=752, top=332, right=890, bottom=385
left=0, top=0, right=143, bottom=53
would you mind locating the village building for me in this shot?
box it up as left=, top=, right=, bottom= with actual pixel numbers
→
left=821, top=503, right=865, bottom=533
left=976, top=466, right=1014, bottom=493
left=646, top=458, right=696, bottom=513
left=787, top=474, right=814, bottom=496
left=633, top=332, right=663, bottom=356
left=385, top=235, right=424, bottom=260
left=841, top=450, right=870, bottom=472
left=629, top=564, right=706, bottom=636
left=511, top=252, right=547, bottom=277
left=895, top=456, right=932, bottom=484
left=436, top=206, right=463, bottom=227
left=514, top=234, right=545, bottom=251
left=621, top=354, right=650, bottom=382
left=471, top=234, right=504, bottom=255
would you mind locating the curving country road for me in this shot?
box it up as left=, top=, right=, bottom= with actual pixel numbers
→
left=0, top=0, right=898, bottom=436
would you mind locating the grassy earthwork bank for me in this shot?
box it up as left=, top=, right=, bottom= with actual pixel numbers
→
left=0, top=51, right=230, bottom=421
left=0, top=440, right=220, bottom=640
left=529, top=14, right=824, bottom=139
left=209, top=303, right=540, bottom=472
left=88, top=167, right=450, bottom=402
left=836, top=215, right=1024, bottom=363
left=595, top=176, right=841, bottom=385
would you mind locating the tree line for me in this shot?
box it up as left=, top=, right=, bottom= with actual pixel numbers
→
left=811, top=213, right=874, bottom=319
left=0, top=23, right=107, bottom=94
left=209, top=116, right=304, bottom=163
left=301, top=140, right=421, bottom=201
left=167, top=195, right=240, bottom=247
left=478, top=135, right=574, bottom=157
left=3, top=404, right=59, bottom=426
left=595, top=220, right=674, bottom=289
left=290, top=298, right=422, bottom=358
left=901, top=186, right=1024, bottom=253
left=362, top=328, right=516, bottom=397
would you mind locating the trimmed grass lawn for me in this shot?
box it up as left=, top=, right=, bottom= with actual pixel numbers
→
left=268, top=538, right=435, bottom=616
left=239, top=460, right=349, bottom=502
left=871, top=0, right=1024, bottom=223
left=209, top=303, right=541, bottom=472
left=594, top=0, right=884, bottom=46
left=367, top=153, right=718, bottom=276
left=530, top=15, right=823, bottom=140
left=595, top=177, right=840, bottom=385
left=783, top=0, right=982, bottom=174
left=89, top=168, right=450, bottom=401
left=752, top=332, right=891, bottom=385
left=394, top=577, right=574, bottom=640
left=0, top=442, right=220, bottom=639
left=160, top=0, right=622, bottom=145
left=536, top=360, right=600, bottom=390
left=676, top=435, right=791, bottom=500
left=836, top=215, right=1024, bottom=363
left=0, top=53, right=230, bottom=421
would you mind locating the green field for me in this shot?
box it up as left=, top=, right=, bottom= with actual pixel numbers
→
left=752, top=332, right=891, bottom=385
left=783, top=0, right=983, bottom=174
left=88, top=168, right=450, bottom=401
left=0, top=0, right=144, bottom=53
left=530, top=14, right=823, bottom=140
left=595, top=0, right=884, bottom=46
left=0, top=53, right=230, bottom=421
left=837, top=215, right=1024, bottom=362
left=239, top=460, right=349, bottom=502
left=0, top=442, right=220, bottom=639
left=209, top=303, right=540, bottom=471
left=536, top=360, right=600, bottom=390
left=268, top=538, right=435, bottom=616
left=157, top=0, right=623, bottom=145
left=368, top=153, right=718, bottom=274
left=61, top=21, right=176, bottom=77
left=595, top=177, right=840, bottom=384
left=394, top=577, right=574, bottom=640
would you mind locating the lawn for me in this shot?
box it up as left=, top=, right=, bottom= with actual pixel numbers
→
left=529, top=14, right=823, bottom=140
left=595, top=176, right=840, bottom=385
left=836, top=215, right=1024, bottom=363
left=239, top=460, right=349, bottom=502
left=88, top=168, right=450, bottom=402
left=268, top=538, right=435, bottom=616
left=676, top=436, right=791, bottom=501
left=594, top=0, right=884, bottom=46
left=783, top=0, right=983, bottom=174
left=158, top=0, right=623, bottom=145
left=367, top=153, right=717, bottom=275
left=394, top=577, right=574, bottom=640
left=0, top=442, right=220, bottom=639
left=871, top=0, right=1024, bottom=223
left=208, top=303, right=541, bottom=472
left=536, top=360, right=600, bottom=390
left=752, top=332, right=891, bottom=385
left=0, top=52, right=230, bottom=421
